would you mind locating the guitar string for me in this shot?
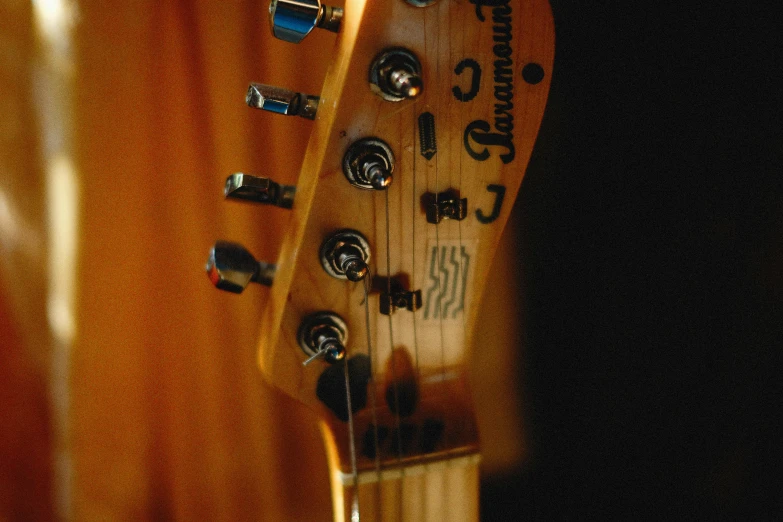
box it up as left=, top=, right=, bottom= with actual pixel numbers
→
left=384, top=188, right=405, bottom=521
left=456, top=0, right=469, bottom=364
left=342, top=355, right=360, bottom=521
left=410, top=10, right=430, bottom=519
left=428, top=4, right=451, bottom=512
left=443, top=0, right=454, bottom=513
left=411, top=69, right=421, bottom=393
left=420, top=6, right=449, bottom=512
left=433, top=0, right=446, bottom=387
left=362, top=273, right=383, bottom=517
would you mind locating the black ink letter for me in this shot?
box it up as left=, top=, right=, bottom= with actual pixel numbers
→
left=452, top=58, right=482, bottom=102
left=476, top=184, right=507, bottom=224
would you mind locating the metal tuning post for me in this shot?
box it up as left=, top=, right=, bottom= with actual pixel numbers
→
left=298, top=312, right=348, bottom=365
left=224, top=173, right=295, bottom=209
left=369, top=48, right=423, bottom=102
left=343, top=138, right=395, bottom=190
left=246, top=83, right=319, bottom=120
left=320, top=230, right=371, bottom=282
left=380, top=278, right=422, bottom=316
left=206, top=241, right=276, bottom=293
left=269, top=0, right=343, bottom=44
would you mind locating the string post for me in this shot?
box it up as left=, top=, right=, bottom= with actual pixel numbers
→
left=320, top=230, right=371, bottom=281
left=298, top=312, right=348, bottom=365
left=369, top=48, right=423, bottom=102
left=343, top=138, right=395, bottom=191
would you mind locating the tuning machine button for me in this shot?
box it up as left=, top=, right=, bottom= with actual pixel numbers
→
left=224, top=173, right=295, bottom=209
left=246, top=83, right=319, bottom=120
left=206, top=241, right=275, bottom=293
left=269, top=0, right=343, bottom=44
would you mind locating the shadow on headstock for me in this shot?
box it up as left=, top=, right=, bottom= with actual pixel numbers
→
left=210, top=0, right=554, bottom=479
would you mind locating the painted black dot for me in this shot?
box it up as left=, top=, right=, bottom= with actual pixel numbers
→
left=522, top=63, right=545, bottom=85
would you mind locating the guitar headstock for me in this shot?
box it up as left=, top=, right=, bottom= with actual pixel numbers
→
left=208, top=0, right=553, bottom=485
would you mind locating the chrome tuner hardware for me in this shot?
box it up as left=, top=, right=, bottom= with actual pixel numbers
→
left=224, top=173, right=295, bottom=209
left=246, top=83, right=319, bottom=120
left=269, top=0, right=343, bottom=44
left=343, top=138, right=395, bottom=190
left=298, top=312, right=348, bottom=365
left=206, top=241, right=276, bottom=293
left=320, top=230, right=371, bottom=282
left=369, top=48, right=423, bottom=102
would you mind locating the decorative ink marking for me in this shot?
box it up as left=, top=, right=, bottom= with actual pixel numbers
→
left=424, top=249, right=441, bottom=320
left=521, top=62, right=545, bottom=85
left=316, top=354, right=371, bottom=422
left=452, top=58, right=482, bottom=102
left=476, top=184, right=507, bottom=224
left=424, top=245, right=470, bottom=320
left=439, top=247, right=449, bottom=315
left=442, top=246, right=461, bottom=317
left=463, top=0, right=516, bottom=164
left=422, top=189, right=468, bottom=224
left=452, top=250, right=469, bottom=317
left=417, top=112, right=437, bottom=160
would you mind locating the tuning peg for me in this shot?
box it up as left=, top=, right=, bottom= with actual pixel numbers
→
left=224, top=173, right=295, bottom=209
left=269, top=0, right=342, bottom=44
left=206, top=241, right=275, bottom=293
left=246, top=83, right=319, bottom=120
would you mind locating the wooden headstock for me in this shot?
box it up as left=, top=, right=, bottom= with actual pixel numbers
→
left=254, top=0, right=553, bottom=477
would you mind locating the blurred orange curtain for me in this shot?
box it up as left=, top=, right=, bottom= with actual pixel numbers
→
left=71, top=1, right=334, bottom=520
left=1, top=1, right=54, bottom=520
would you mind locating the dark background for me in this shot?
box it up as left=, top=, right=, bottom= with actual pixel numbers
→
left=484, top=3, right=780, bottom=519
